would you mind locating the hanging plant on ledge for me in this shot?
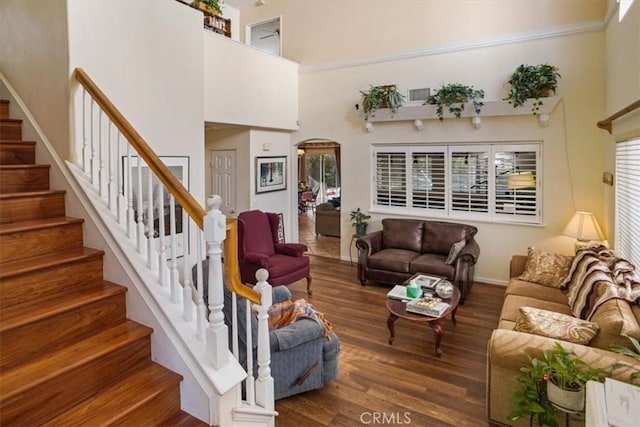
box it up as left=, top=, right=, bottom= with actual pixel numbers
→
left=426, top=83, right=485, bottom=121
left=359, top=85, right=405, bottom=120
left=505, top=64, right=561, bottom=115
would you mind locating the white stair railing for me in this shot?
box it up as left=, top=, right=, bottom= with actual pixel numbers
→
left=71, top=68, right=275, bottom=425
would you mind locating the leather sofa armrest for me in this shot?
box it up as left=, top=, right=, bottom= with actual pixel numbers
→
left=457, top=238, right=480, bottom=265
left=355, top=231, right=383, bottom=256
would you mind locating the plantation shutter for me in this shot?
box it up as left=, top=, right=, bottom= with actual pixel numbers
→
left=410, top=150, right=446, bottom=211
left=449, top=149, right=489, bottom=214
left=493, top=145, right=540, bottom=222
left=375, top=150, right=407, bottom=207
left=615, top=138, right=640, bottom=266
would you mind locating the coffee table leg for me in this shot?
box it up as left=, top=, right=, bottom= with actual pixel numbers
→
left=451, top=306, right=458, bottom=325
left=429, top=320, right=443, bottom=357
left=387, top=313, right=398, bottom=345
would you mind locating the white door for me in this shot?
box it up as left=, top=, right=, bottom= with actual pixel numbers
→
left=211, top=149, right=236, bottom=216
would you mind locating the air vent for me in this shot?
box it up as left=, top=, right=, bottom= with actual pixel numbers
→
left=407, top=87, right=431, bottom=103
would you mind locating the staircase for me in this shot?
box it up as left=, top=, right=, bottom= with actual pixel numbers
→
left=0, top=99, right=206, bottom=426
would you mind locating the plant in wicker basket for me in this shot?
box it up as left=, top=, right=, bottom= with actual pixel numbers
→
left=505, top=64, right=561, bottom=114
left=426, top=83, right=485, bottom=121
left=359, top=85, right=405, bottom=120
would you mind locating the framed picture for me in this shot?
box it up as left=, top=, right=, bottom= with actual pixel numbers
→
left=256, top=156, right=287, bottom=194
left=122, top=156, right=189, bottom=258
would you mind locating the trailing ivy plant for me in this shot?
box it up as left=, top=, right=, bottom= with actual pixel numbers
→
left=192, top=0, right=222, bottom=15
left=426, top=83, right=485, bottom=121
left=360, top=85, right=405, bottom=120
left=505, top=64, right=561, bottom=114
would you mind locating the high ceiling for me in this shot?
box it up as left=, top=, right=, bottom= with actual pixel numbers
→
left=223, top=0, right=264, bottom=11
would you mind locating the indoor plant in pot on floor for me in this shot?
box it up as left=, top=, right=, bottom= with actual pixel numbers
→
left=510, top=342, right=605, bottom=426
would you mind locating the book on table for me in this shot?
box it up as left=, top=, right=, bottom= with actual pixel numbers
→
left=409, top=274, right=441, bottom=290
left=387, top=285, right=420, bottom=301
left=406, top=297, right=450, bottom=317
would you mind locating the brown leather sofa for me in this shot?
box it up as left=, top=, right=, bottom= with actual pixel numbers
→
left=315, top=202, right=340, bottom=237
left=355, top=218, right=480, bottom=303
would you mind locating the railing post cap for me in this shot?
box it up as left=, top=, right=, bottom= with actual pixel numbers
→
left=207, top=195, right=222, bottom=212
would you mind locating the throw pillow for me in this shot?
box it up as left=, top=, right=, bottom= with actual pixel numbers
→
left=514, top=306, right=600, bottom=345
left=519, top=247, right=573, bottom=288
left=445, top=238, right=466, bottom=265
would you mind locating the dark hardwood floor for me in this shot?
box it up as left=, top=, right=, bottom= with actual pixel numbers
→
left=275, top=255, right=505, bottom=426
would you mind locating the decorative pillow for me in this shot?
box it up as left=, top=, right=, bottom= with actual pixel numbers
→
left=519, top=247, right=573, bottom=288
left=514, top=306, right=600, bottom=345
left=445, top=238, right=466, bottom=265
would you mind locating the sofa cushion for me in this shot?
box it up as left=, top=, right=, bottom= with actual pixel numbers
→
left=445, top=238, right=466, bottom=265
left=421, top=221, right=476, bottom=256
left=514, top=306, right=600, bottom=345
left=589, top=298, right=640, bottom=350
left=409, top=253, right=455, bottom=279
left=500, top=294, right=572, bottom=324
left=368, top=248, right=419, bottom=273
left=519, top=247, right=573, bottom=288
left=505, top=278, right=569, bottom=305
left=381, top=219, right=423, bottom=252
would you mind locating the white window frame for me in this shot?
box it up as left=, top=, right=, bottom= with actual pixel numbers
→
left=371, top=143, right=542, bottom=225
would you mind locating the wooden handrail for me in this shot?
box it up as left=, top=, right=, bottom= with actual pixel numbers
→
left=73, top=68, right=206, bottom=228
left=224, top=218, right=261, bottom=304
left=597, top=99, right=640, bottom=134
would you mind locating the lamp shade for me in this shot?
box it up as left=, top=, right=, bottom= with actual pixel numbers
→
left=507, top=171, right=536, bottom=189
left=563, top=211, right=605, bottom=241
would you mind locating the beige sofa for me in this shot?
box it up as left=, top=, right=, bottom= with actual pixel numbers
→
left=487, top=255, right=640, bottom=426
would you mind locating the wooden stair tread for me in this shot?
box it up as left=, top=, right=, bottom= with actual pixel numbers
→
left=0, top=320, right=152, bottom=399
left=0, top=216, right=83, bottom=235
left=0, top=280, right=126, bottom=332
left=0, top=164, right=50, bottom=170
left=0, top=247, right=104, bottom=278
left=42, top=362, right=182, bottom=426
left=0, top=140, right=36, bottom=145
left=0, top=118, right=22, bottom=124
left=0, top=189, right=65, bottom=199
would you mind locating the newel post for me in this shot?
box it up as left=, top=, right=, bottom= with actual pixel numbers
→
left=204, top=195, right=229, bottom=369
left=253, top=269, right=275, bottom=410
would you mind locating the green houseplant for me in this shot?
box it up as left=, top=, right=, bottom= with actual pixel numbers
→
left=360, top=85, right=405, bottom=120
left=510, top=342, right=605, bottom=426
left=505, top=64, right=561, bottom=114
left=611, top=334, right=640, bottom=385
left=192, top=0, right=222, bottom=15
left=426, top=83, right=485, bottom=121
left=350, top=208, right=371, bottom=236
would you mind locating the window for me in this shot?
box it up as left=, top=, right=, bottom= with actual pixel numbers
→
left=373, top=143, right=541, bottom=224
left=615, top=138, right=640, bottom=266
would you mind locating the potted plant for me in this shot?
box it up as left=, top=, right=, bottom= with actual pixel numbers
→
left=426, top=83, right=485, bottom=121
left=505, top=64, right=561, bottom=114
left=350, top=208, right=371, bottom=236
left=510, top=342, right=605, bottom=426
left=192, top=0, right=222, bottom=16
left=611, top=334, right=640, bottom=385
left=360, top=85, right=405, bottom=120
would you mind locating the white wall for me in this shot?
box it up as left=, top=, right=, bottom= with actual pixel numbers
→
left=203, top=33, right=299, bottom=130
left=67, top=0, right=206, bottom=204
left=295, top=30, right=606, bottom=284
left=0, top=0, right=69, bottom=158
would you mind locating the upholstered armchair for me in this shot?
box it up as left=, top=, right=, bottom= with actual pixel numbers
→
left=238, top=210, right=312, bottom=294
left=192, top=262, right=340, bottom=400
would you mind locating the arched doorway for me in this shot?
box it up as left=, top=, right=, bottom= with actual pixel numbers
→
left=295, top=139, right=341, bottom=260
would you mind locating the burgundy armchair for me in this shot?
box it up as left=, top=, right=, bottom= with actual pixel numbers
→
left=238, top=210, right=312, bottom=295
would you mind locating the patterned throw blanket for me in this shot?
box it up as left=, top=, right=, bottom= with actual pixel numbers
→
left=560, top=245, right=640, bottom=320
left=267, top=299, right=333, bottom=340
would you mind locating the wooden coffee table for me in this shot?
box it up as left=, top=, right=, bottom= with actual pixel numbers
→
left=386, top=281, right=460, bottom=357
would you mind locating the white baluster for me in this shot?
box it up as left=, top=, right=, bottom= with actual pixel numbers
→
left=195, top=232, right=205, bottom=340
left=82, top=89, right=89, bottom=175
left=136, top=158, right=145, bottom=255
left=253, top=269, right=274, bottom=410
left=204, top=195, right=229, bottom=369
left=182, top=211, right=193, bottom=321
left=107, top=121, right=114, bottom=211
left=90, top=100, right=98, bottom=185
left=231, top=292, right=242, bottom=403
left=147, top=170, right=157, bottom=270
left=245, top=297, right=255, bottom=406
left=98, top=111, right=105, bottom=199
left=126, top=146, right=134, bottom=239
left=169, top=195, right=180, bottom=303
left=116, top=133, right=124, bottom=225
left=157, top=184, right=167, bottom=286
